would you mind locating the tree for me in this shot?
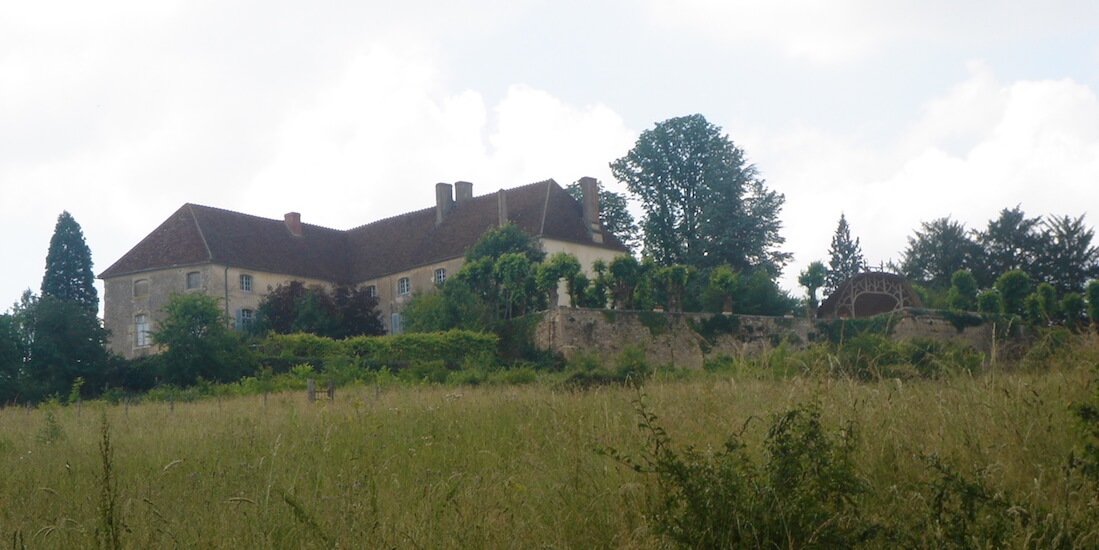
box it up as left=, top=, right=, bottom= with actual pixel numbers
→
left=976, top=289, right=1004, bottom=315
left=610, top=114, right=789, bottom=272
left=709, top=264, right=740, bottom=313
left=0, top=314, right=23, bottom=403
left=40, top=211, right=98, bottom=315
left=565, top=181, right=640, bottom=251
left=1034, top=214, right=1099, bottom=294
left=825, top=214, right=866, bottom=295
left=972, top=206, right=1043, bottom=288
left=25, top=297, right=110, bottom=401
left=154, top=293, right=254, bottom=386
left=254, top=282, right=384, bottom=338
left=535, top=252, right=583, bottom=308
left=900, top=217, right=979, bottom=289
left=995, top=270, right=1032, bottom=317
left=609, top=254, right=644, bottom=309
left=456, top=224, right=546, bottom=320
left=947, top=270, right=978, bottom=312
left=1061, top=292, right=1086, bottom=331
left=798, top=261, right=827, bottom=313
left=655, top=264, right=691, bottom=313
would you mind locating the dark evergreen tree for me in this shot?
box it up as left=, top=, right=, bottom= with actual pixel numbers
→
left=825, top=214, right=866, bottom=295
left=1034, top=214, right=1099, bottom=294
left=900, top=217, right=979, bottom=289
left=0, top=314, right=22, bottom=403
left=972, top=206, right=1043, bottom=288
left=565, top=180, right=640, bottom=251
left=26, top=297, right=110, bottom=401
left=40, top=211, right=98, bottom=315
left=610, top=114, right=789, bottom=273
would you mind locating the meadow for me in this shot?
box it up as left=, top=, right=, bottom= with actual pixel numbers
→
left=2, top=335, right=1098, bottom=549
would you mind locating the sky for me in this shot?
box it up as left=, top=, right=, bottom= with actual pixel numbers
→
left=3, top=0, right=1098, bottom=312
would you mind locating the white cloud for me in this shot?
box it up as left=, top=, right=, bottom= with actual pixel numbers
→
left=247, top=48, right=636, bottom=228
left=771, top=68, right=1099, bottom=292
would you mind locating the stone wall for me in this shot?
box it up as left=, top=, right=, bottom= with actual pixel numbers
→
left=533, top=307, right=1006, bottom=369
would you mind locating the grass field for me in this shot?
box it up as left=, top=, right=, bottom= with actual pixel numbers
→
left=2, top=336, right=1098, bottom=548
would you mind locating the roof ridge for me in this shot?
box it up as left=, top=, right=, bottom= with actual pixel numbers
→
left=186, top=204, right=213, bottom=261
left=186, top=203, right=346, bottom=233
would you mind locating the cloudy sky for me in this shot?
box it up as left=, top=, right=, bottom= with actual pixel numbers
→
left=3, top=0, right=1098, bottom=311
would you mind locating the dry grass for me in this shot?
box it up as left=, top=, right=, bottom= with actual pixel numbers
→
left=0, top=339, right=1097, bottom=548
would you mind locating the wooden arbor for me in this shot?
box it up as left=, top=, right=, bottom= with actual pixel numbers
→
left=817, top=272, right=923, bottom=318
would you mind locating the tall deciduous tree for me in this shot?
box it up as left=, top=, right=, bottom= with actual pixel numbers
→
left=825, top=214, right=866, bottom=295
left=900, top=217, right=979, bottom=289
left=41, top=211, right=98, bottom=315
left=565, top=181, right=640, bottom=252
left=610, top=114, right=789, bottom=273
left=154, top=293, right=254, bottom=386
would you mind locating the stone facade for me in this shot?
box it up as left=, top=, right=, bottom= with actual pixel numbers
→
left=100, top=178, right=630, bottom=358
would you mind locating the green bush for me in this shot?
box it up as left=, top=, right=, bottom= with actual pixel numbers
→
left=603, top=396, right=874, bottom=548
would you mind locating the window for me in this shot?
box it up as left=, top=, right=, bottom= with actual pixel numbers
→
left=365, top=285, right=377, bottom=298
left=434, top=268, right=447, bottom=285
left=133, top=279, right=149, bottom=298
left=134, top=314, right=150, bottom=347
left=239, top=274, right=253, bottom=292
left=397, top=277, right=411, bottom=296
left=238, top=308, right=254, bottom=330
left=186, top=271, right=201, bottom=290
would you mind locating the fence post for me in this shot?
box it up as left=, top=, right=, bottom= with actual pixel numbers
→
left=307, top=378, right=316, bottom=402
left=327, top=379, right=335, bottom=401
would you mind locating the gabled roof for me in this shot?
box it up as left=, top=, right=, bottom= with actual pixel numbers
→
left=98, top=204, right=349, bottom=282
left=100, top=179, right=629, bottom=283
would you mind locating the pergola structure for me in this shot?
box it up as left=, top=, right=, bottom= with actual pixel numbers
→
left=817, top=272, right=923, bottom=318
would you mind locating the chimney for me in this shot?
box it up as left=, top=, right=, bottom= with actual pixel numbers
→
left=455, top=181, right=473, bottom=203
left=579, top=176, right=603, bottom=243
left=284, top=212, right=303, bottom=237
left=497, top=189, right=508, bottom=226
left=435, top=182, right=454, bottom=225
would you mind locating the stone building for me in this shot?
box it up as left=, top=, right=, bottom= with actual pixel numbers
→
left=99, top=178, right=628, bottom=358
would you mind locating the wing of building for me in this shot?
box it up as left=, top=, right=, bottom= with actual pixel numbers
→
left=98, top=178, right=629, bottom=357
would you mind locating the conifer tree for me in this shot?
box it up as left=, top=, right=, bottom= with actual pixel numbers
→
left=825, top=214, right=866, bottom=295
left=41, top=211, right=98, bottom=315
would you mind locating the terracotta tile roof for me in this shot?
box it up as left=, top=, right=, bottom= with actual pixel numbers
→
left=99, top=204, right=349, bottom=282
left=100, top=180, right=629, bottom=283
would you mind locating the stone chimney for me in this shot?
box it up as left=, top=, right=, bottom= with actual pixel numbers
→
left=497, top=189, right=508, bottom=226
left=435, top=182, right=454, bottom=225
left=578, top=176, right=603, bottom=243
left=455, top=181, right=473, bottom=203
left=284, top=212, right=303, bottom=237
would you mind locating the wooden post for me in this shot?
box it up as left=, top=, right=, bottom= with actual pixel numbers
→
left=307, top=378, right=316, bottom=402
left=327, top=379, right=335, bottom=401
